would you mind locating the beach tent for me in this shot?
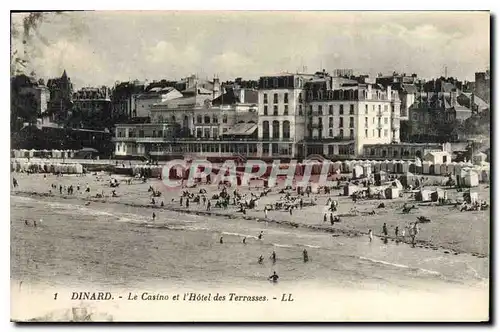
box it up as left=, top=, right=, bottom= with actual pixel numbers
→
left=380, top=160, right=389, bottom=172
left=440, top=164, right=448, bottom=175
left=362, top=163, right=372, bottom=177
left=432, top=164, right=441, bottom=175
left=374, top=171, right=387, bottom=186
left=386, top=160, right=395, bottom=173
left=352, top=165, right=364, bottom=179
left=446, top=162, right=457, bottom=175
left=373, top=161, right=381, bottom=173
left=422, top=161, right=432, bottom=174
left=402, top=161, right=411, bottom=173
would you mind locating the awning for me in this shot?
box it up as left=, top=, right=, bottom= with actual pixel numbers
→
left=225, top=123, right=257, bottom=136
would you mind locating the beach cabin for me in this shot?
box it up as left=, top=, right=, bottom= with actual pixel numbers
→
left=415, top=189, right=432, bottom=202
left=440, top=164, right=448, bottom=175
left=422, top=161, right=431, bottom=174
left=423, top=151, right=452, bottom=165
left=472, top=152, right=488, bottom=166
left=344, top=185, right=360, bottom=196
left=399, top=172, right=417, bottom=188
left=384, top=187, right=399, bottom=199
left=460, top=169, right=479, bottom=187
left=430, top=188, right=446, bottom=202
left=446, top=162, right=457, bottom=175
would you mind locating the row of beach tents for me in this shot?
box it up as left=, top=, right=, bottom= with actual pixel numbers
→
left=11, top=160, right=84, bottom=174
left=12, top=149, right=76, bottom=159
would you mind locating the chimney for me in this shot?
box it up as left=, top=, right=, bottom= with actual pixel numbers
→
left=387, top=86, right=392, bottom=100
left=367, top=84, right=372, bottom=99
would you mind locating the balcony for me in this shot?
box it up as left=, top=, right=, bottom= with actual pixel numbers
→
left=260, top=137, right=294, bottom=142
left=112, top=137, right=139, bottom=142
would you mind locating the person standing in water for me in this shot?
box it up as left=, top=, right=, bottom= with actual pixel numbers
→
left=395, top=226, right=399, bottom=238
left=186, top=198, right=190, bottom=209
left=219, top=236, right=223, bottom=244
left=303, top=249, right=309, bottom=263
left=368, top=229, right=373, bottom=242
left=382, top=223, right=388, bottom=236
left=270, top=250, right=277, bottom=264
left=258, top=255, right=264, bottom=264
left=269, top=271, right=279, bottom=283
left=152, top=212, right=156, bottom=221
left=258, top=231, right=263, bottom=240
left=243, top=237, right=246, bottom=244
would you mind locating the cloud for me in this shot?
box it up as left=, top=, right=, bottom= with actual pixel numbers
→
left=11, top=11, right=490, bottom=87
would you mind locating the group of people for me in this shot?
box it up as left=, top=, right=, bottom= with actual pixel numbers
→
left=368, top=222, right=420, bottom=246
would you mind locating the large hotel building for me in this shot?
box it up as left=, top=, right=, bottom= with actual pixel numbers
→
left=113, top=71, right=403, bottom=161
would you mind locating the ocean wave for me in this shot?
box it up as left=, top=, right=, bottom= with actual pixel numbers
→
left=303, top=244, right=321, bottom=249
left=358, top=256, right=441, bottom=276
left=222, top=231, right=258, bottom=239
left=272, top=243, right=294, bottom=248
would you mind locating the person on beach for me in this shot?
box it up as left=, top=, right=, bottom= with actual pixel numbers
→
left=258, top=255, right=264, bottom=264
left=186, top=198, right=190, bottom=209
left=243, top=237, right=246, bottom=244
left=258, top=231, right=263, bottom=240
left=382, top=223, right=388, bottom=236
left=180, top=196, right=183, bottom=206
left=152, top=212, right=156, bottom=221
left=59, top=185, right=63, bottom=194
left=323, top=213, right=327, bottom=223
left=330, top=213, right=334, bottom=225
left=395, top=226, right=399, bottom=238
left=368, top=229, right=373, bottom=242
left=289, top=207, right=293, bottom=216
left=12, top=178, right=18, bottom=188
left=220, top=236, right=224, bottom=244
left=299, top=198, right=303, bottom=209
left=206, top=200, right=211, bottom=211
left=264, top=206, right=268, bottom=219
left=269, top=271, right=279, bottom=283
left=160, top=201, right=164, bottom=207
left=202, top=196, right=207, bottom=205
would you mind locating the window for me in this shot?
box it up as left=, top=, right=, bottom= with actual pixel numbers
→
left=283, top=121, right=290, bottom=139
left=263, top=143, right=270, bottom=154
left=273, top=93, right=278, bottom=104
left=308, top=105, right=313, bottom=115
left=299, top=105, right=303, bottom=116
left=378, top=129, right=381, bottom=138
left=443, top=156, right=448, bottom=163
left=329, top=117, right=333, bottom=128
left=284, top=105, right=289, bottom=115
left=378, top=105, right=381, bottom=112
left=318, top=105, right=323, bottom=115
left=196, top=128, right=202, bottom=137
left=264, top=105, right=268, bottom=115
left=365, top=105, right=368, bottom=114
left=262, top=121, right=270, bottom=139
left=329, top=129, right=333, bottom=137
left=139, top=130, right=144, bottom=137
left=384, top=129, right=388, bottom=137
left=204, top=128, right=210, bottom=138
left=272, top=120, right=280, bottom=139
left=339, top=129, right=344, bottom=137
left=339, top=118, right=344, bottom=128
left=365, top=117, right=368, bottom=127
left=157, top=130, right=163, bottom=137
left=273, top=105, right=278, bottom=116
left=171, top=115, right=176, bottom=122
left=329, top=105, right=333, bottom=115
left=328, top=145, right=334, bottom=155
left=349, top=104, right=354, bottom=115
left=339, top=105, right=344, bottom=115
left=213, top=115, right=218, bottom=123
left=263, top=93, right=268, bottom=104
left=264, top=79, right=269, bottom=88
left=223, top=115, right=228, bottom=123
left=223, top=128, right=228, bottom=133
left=197, top=115, right=202, bottom=123
left=212, top=128, right=218, bottom=138
left=373, top=117, right=375, bottom=124
left=298, top=93, right=303, bottom=103
left=372, top=105, right=375, bottom=111
left=204, top=115, right=210, bottom=124
left=284, top=93, right=288, bottom=103
left=384, top=117, right=388, bottom=125
left=384, top=105, right=388, bottom=112
left=349, top=117, right=354, bottom=128
left=372, top=129, right=375, bottom=137
left=350, top=129, right=354, bottom=139
left=273, top=78, right=278, bottom=87
left=365, top=129, right=368, bottom=138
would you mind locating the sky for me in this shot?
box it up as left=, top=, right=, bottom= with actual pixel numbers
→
left=11, top=11, right=490, bottom=89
